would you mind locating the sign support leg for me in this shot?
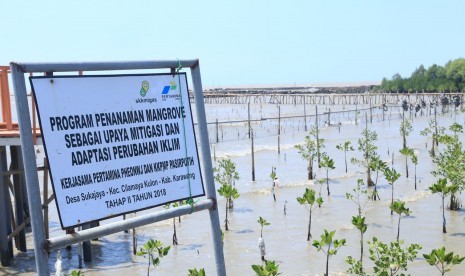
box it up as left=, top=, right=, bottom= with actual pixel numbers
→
left=10, top=63, right=50, bottom=275
left=191, top=64, right=226, bottom=276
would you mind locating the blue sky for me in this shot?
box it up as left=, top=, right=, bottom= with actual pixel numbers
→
left=2, top=0, right=465, bottom=87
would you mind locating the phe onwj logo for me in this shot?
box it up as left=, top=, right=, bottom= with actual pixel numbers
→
left=161, top=81, right=180, bottom=101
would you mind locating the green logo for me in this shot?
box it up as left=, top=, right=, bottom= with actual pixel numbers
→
left=140, top=81, right=150, bottom=97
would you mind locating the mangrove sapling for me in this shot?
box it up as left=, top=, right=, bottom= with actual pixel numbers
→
left=346, top=179, right=372, bottom=263
left=257, top=216, right=270, bottom=238
left=217, top=184, right=239, bottom=231
left=420, top=118, right=444, bottom=158
left=368, top=237, right=421, bottom=276
left=351, top=128, right=378, bottom=187
left=136, top=239, right=170, bottom=276
left=345, top=256, right=366, bottom=276
left=296, top=188, right=323, bottom=241
left=320, top=154, right=335, bottom=196
left=400, top=116, right=413, bottom=151
left=65, top=271, right=83, bottom=276
left=412, top=153, right=418, bottom=190
left=163, top=203, right=179, bottom=245
left=390, top=200, right=411, bottom=241
left=214, top=159, right=239, bottom=208
left=429, top=178, right=457, bottom=233
left=187, top=268, right=206, bottom=276
left=399, top=147, right=414, bottom=179
left=251, top=260, right=281, bottom=276
left=309, top=125, right=325, bottom=168
left=369, top=156, right=387, bottom=200
left=295, top=132, right=318, bottom=180
left=432, top=123, right=465, bottom=211
left=423, top=247, right=465, bottom=276
left=352, top=215, right=367, bottom=262
left=383, top=167, right=401, bottom=215
left=312, top=229, right=346, bottom=276
left=336, top=141, right=354, bottom=173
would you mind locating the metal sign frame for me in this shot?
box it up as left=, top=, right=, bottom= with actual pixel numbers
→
left=10, top=60, right=226, bottom=276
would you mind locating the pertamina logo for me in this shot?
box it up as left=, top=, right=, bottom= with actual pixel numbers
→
left=135, top=80, right=157, bottom=104
left=161, top=81, right=181, bottom=101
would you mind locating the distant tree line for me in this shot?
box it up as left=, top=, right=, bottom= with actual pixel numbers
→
left=376, top=58, right=465, bottom=93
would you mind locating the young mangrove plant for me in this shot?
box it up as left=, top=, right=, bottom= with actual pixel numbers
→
left=257, top=216, right=270, bottom=238
left=251, top=260, right=281, bottom=276
left=163, top=201, right=186, bottom=245
left=368, top=237, right=421, bottom=276
left=400, top=116, right=413, bottom=151
left=429, top=178, right=457, bottom=233
left=136, top=239, right=170, bottom=276
left=383, top=167, right=401, bottom=215
left=346, top=256, right=366, bottom=276
left=312, top=229, right=346, bottom=276
left=420, top=118, right=443, bottom=158
left=412, top=153, right=418, bottom=190
left=336, top=141, right=354, bottom=173
left=352, top=128, right=378, bottom=187
left=214, top=159, right=239, bottom=208
left=217, top=183, right=239, bottom=231
left=309, top=125, right=326, bottom=168
left=295, top=129, right=320, bottom=180
left=187, top=268, right=206, bottom=276
left=64, top=271, right=83, bottom=276
left=296, top=188, right=323, bottom=241
left=432, top=122, right=465, bottom=211
left=423, top=247, right=465, bottom=276
left=390, top=200, right=411, bottom=241
left=399, top=146, right=414, bottom=179
left=320, top=153, right=335, bottom=196
left=369, top=156, right=387, bottom=200
left=346, top=179, right=372, bottom=263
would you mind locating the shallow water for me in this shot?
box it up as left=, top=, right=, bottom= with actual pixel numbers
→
left=2, top=102, right=465, bottom=276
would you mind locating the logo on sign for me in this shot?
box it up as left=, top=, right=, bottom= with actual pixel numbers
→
left=135, top=80, right=157, bottom=104
left=140, top=81, right=150, bottom=97
left=162, top=81, right=180, bottom=101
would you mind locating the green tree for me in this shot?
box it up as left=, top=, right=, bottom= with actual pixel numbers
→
left=251, top=260, right=281, bottom=276
left=390, top=200, right=411, bottom=241
left=384, top=167, right=401, bottom=216
left=352, top=128, right=378, bottom=187
left=137, top=239, right=170, bottom=276
left=429, top=178, right=457, bottom=233
left=368, top=237, right=421, bottom=276
left=312, top=229, right=346, bottom=276
left=296, top=188, right=323, bottom=241
left=336, top=141, right=354, bottom=173
left=217, top=184, right=239, bottom=231
left=257, top=216, right=270, bottom=238
left=214, top=159, right=239, bottom=208
left=423, top=247, right=465, bottom=276
left=320, top=154, right=335, bottom=196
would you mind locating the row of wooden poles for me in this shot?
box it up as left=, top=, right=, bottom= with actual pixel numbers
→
left=194, top=92, right=461, bottom=105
